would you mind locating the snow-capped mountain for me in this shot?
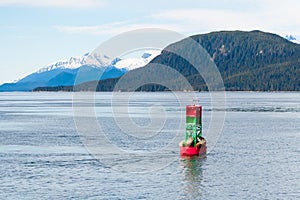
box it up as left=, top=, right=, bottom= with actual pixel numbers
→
left=285, top=34, right=300, bottom=44
left=35, top=50, right=160, bottom=73
left=36, top=53, right=113, bottom=73
left=114, top=50, right=161, bottom=70
left=0, top=50, right=161, bottom=91
left=37, top=54, right=88, bottom=73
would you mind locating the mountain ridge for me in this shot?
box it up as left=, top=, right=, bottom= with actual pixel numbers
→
left=0, top=51, right=160, bottom=91
left=34, top=30, right=300, bottom=92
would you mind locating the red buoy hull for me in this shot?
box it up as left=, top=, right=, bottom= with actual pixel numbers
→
left=180, top=143, right=206, bottom=156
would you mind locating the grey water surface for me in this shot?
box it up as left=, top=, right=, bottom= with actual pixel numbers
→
left=0, top=92, right=299, bottom=199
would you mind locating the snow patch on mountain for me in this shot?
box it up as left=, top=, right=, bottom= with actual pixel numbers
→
left=114, top=50, right=161, bottom=70
left=284, top=34, right=300, bottom=44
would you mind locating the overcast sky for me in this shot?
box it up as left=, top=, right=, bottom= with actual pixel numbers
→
left=1, top=0, right=299, bottom=83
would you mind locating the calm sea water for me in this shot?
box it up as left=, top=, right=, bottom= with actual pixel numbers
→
left=0, top=92, right=299, bottom=199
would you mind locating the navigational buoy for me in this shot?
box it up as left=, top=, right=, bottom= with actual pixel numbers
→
left=179, top=105, right=207, bottom=156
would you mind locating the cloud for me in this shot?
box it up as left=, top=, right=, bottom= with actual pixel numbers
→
left=0, top=0, right=106, bottom=8
left=152, top=0, right=300, bottom=36
left=153, top=9, right=259, bottom=32
left=53, top=21, right=184, bottom=36
left=52, top=0, right=300, bottom=37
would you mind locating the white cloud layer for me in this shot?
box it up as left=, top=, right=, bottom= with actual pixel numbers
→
left=152, top=0, right=300, bottom=35
left=53, top=22, right=184, bottom=36
left=51, top=0, right=300, bottom=37
left=0, top=0, right=106, bottom=8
